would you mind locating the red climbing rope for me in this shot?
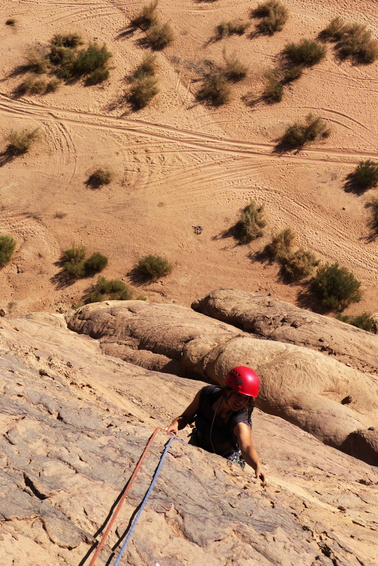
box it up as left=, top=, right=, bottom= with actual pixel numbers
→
left=88, top=426, right=166, bottom=565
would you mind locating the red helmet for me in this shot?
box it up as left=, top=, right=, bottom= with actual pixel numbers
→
left=224, top=366, right=260, bottom=397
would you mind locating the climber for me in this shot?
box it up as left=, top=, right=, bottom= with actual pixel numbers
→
left=165, top=366, right=266, bottom=486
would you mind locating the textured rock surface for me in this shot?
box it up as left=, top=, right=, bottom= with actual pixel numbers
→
left=1, top=314, right=377, bottom=565
left=68, top=301, right=378, bottom=463
left=192, top=289, right=378, bottom=375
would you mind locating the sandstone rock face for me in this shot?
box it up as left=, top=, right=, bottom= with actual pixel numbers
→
left=68, top=301, right=378, bottom=464
left=192, top=289, right=378, bottom=375
left=1, top=315, right=378, bottom=566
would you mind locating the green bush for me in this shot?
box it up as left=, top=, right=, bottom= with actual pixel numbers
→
left=51, top=33, right=82, bottom=48
left=129, top=76, right=159, bottom=109
left=86, top=276, right=133, bottom=302
left=146, top=22, right=174, bottom=50
left=62, top=246, right=108, bottom=278
left=72, top=43, right=112, bottom=77
left=311, top=263, right=362, bottom=311
left=279, top=248, right=319, bottom=281
left=283, top=39, right=326, bottom=67
left=262, top=72, right=283, bottom=103
left=84, top=252, right=108, bottom=275
left=196, top=73, right=231, bottom=106
left=253, top=0, right=289, bottom=35
left=133, top=53, right=158, bottom=79
left=338, top=24, right=378, bottom=64
left=87, top=167, right=113, bottom=187
left=21, top=36, right=112, bottom=91
left=265, top=228, right=295, bottom=259
left=0, top=235, right=16, bottom=267
left=48, top=45, right=76, bottom=79
left=321, top=19, right=378, bottom=64
left=281, top=114, right=330, bottom=149
left=235, top=202, right=266, bottom=243
left=283, top=65, right=303, bottom=83
left=86, top=66, right=110, bottom=85
left=368, top=197, right=378, bottom=235
left=138, top=254, right=172, bottom=280
left=216, top=21, right=249, bottom=39
left=349, top=160, right=378, bottom=191
left=131, top=0, right=159, bottom=31
left=336, top=312, right=374, bottom=332
left=6, top=128, right=39, bottom=155
left=320, top=17, right=348, bottom=42
left=63, top=245, right=86, bottom=278
left=222, top=51, right=248, bottom=82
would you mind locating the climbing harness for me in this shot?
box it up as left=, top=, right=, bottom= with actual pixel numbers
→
left=88, top=427, right=186, bottom=566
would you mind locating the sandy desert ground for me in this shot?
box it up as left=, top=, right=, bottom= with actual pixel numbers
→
left=0, top=0, right=377, bottom=317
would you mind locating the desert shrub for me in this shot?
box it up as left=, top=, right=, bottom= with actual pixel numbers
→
left=368, top=197, right=378, bottom=234
left=19, top=74, right=48, bottom=94
left=216, top=21, right=249, bottom=39
left=6, top=18, right=16, bottom=26
left=145, top=22, right=174, bottom=50
left=48, top=45, right=76, bottom=79
left=72, top=43, right=112, bottom=77
left=336, top=312, right=374, bottom=332
left=6, top=128, right=39, bottom=155
left=85, top=291, right=104, bottom=304
left=86, top=66, right=110, bottom=85
left=63, top=245, right=86, bottom=278
left=46, top=77, right=61, bottom=92
left=311, top=263, right=362, bottom=311
left=196, top=73, right=231, bottom=106
left=86, top=276, right=133, bottom=302
left=282, top=65, right=303, bottom=83
left=283, top=39, right=326, bottom=67
left=0, top=235, right=16, bottom=267
left=51, top=33, right=82, bottom=48
left=349, top=160, right=378, bottom=191
left=281, top=114, right=330, bottom=149
left=19, top=73, right=60, bottom=95
left=129, top=76, right=159, bottom=108
left=338, top=24, right=378, bottom=64
left=265, top=228, right=295, bottom=259
left=304, top=114, right=331, bottom=142
left=262, top=72, right=283, bottom=103
left=84, top=252, right=108, bottom=275
left=235, top=202, right=266, bottom=243
left=320, top=19, right=378, bottom=64
left=222, top=51, right=248, bottom=82
left=320, top=17, right=348, bottom=42
left=88, top=167, right=113, bottom=188
left=253, top=0, right=289, bottom=35
left=138, top=254, right=172, bottom=280
left=133, top=53, right=158, bottom=79
left=131, top=0, right=159, bottom=31
left=279, top=248, right=319, bottom=281
left=24, top=48, right=50, bottom=74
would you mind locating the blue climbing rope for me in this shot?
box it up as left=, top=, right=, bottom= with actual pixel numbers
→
left=113, top=434, right=187, bottom=566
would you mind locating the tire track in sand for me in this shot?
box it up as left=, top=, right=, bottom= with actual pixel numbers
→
left=0, top=94, right=377, bottom=168
left=1, top=92, right=377, bottom=286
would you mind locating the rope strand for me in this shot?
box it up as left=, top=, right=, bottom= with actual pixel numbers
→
left=88, top=427, right=164, bottom=565
left=113, top=434, right=186, bottom=565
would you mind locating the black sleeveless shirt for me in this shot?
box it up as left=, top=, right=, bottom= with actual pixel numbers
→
left=194, top=385, right=251, bottom=457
